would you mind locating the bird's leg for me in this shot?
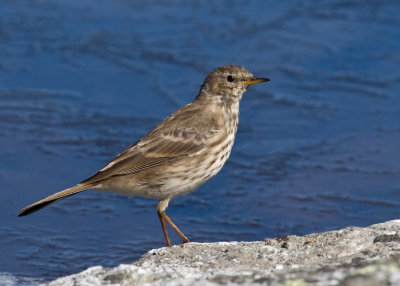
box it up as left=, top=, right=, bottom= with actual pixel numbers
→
left=161, top=211, right=190, bottom=244
left=157, top=199, right=190, bottom=246
left=157, top=210, right=171, bottom=246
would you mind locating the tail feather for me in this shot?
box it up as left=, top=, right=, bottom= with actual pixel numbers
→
left=18, top=184, right=89, bottom=217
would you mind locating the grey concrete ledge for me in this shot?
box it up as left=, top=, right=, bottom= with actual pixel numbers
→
left=46, top=220, right=400, bottom=285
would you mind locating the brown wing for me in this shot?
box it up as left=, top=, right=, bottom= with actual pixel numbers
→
left=80, top=102, right=222, bottom=185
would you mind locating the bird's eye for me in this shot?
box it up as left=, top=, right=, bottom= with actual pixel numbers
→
left=226, top=75, right=234, bottom=82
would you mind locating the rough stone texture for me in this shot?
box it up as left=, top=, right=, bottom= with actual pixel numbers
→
left=46, top=220, right=400, bottom=285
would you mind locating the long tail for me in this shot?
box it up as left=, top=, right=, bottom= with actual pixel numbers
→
left=18, top=184, right=90, bottom=217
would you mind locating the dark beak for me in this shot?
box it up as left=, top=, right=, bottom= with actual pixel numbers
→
left=241, top=77, right=270, bottom=86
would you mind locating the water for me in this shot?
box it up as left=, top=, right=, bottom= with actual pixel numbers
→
left=1, top=0, right=399, bottom=283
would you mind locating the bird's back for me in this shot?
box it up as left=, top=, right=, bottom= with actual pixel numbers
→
left=88, top=97, right=239, bottom=199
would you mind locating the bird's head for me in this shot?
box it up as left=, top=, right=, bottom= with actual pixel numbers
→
left=198, top=65, right=269, bottom=102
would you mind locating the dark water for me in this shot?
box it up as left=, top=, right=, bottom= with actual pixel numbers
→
left=1, top=0, right=399, bottom=283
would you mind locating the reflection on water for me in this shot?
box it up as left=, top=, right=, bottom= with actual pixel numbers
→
left=1, top=0, right=399, bottom=282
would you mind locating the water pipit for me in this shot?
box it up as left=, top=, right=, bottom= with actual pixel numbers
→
left=18, top=65, right=269, bottom=246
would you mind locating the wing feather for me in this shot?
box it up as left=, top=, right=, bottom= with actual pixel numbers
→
left=80, top=102, right=222, bottom=185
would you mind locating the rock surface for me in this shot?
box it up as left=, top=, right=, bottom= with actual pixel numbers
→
left=46, top=220, right=400, bottom=285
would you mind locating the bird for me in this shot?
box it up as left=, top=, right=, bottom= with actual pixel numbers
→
left=18, top=65, right=269, bottom=246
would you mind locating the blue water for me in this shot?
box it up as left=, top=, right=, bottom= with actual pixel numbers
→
left=1, top=0, right=400, bottom=283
